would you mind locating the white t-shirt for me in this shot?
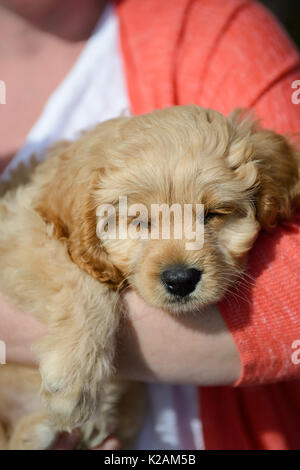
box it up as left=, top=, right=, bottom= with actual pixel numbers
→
left=3, top=3, right=204, bottom=450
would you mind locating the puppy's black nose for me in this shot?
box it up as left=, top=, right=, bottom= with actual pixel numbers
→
left=161, top=266, right=202, bottom=297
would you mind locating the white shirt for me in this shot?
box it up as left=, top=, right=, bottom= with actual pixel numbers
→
left=3, top=3, right=204, bottom=450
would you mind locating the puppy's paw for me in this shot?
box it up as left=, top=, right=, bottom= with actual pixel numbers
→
left=39, top=355, right=101, bottom=430
left=9, top=412, right=58, bottom=450
left=42, top=385, right=98, bottom=430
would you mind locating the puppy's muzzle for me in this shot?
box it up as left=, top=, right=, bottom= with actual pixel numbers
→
left=161, top=266, right=202, bottom=297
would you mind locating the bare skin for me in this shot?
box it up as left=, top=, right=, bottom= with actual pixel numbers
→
left=0, top=291, right=241, bottom=384
left=0, top=0, right=106, bottom=170
left=0, top=0, right=242, bottom=442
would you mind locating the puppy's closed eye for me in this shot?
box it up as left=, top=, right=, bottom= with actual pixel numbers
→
left=204, top=207, right=233, bottom=224
left=204, top=211, right=221, bottom=224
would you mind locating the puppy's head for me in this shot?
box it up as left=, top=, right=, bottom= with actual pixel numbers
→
left=38, top=106, right=300, bottom=313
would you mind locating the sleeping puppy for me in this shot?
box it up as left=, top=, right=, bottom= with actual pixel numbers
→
left=0, top=105, right=299, bottom=449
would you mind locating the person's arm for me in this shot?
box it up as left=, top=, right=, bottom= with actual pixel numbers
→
left=118, top=290, right=241, bottom=385
left=0, top=290, right=241, bottom=385
left=195, top=0, right=300, bottom=386
left=0, top=293, right=45, bottom=366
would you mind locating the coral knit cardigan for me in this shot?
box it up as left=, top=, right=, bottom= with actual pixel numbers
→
left=116, top=0, right=300, bottom=450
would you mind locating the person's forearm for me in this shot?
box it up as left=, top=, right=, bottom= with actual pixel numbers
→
left=0, top=290, right=241, bottom=385
left=0, top=293, right=45, bottom=366
left=117, top=291, right=241, bottom=385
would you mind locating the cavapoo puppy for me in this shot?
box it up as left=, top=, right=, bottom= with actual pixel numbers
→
left=0, top=105, right=299, bottom=449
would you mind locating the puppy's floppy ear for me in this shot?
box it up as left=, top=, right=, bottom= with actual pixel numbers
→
left=34, top=144, right=122, bottom=289
left=65, top=183, right=123, bottom=289
left=250, top=130, right=300, bottom=229
left=228, top=109, right=300, bottom=229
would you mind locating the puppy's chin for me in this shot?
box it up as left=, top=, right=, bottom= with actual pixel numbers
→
left=132, top=279, right=225, bottom=315
left=157, top=294, right=224, bottom=315
left=160, top=297, right=206, bottom=315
